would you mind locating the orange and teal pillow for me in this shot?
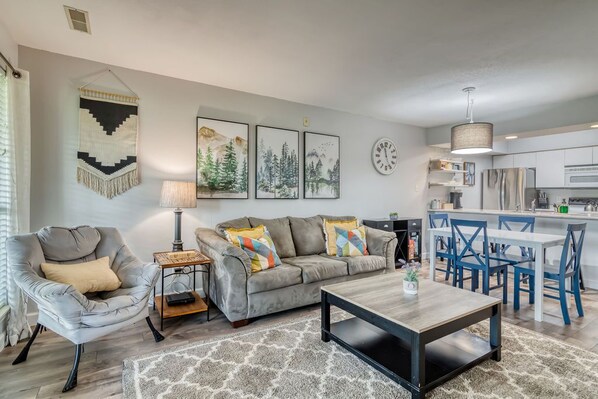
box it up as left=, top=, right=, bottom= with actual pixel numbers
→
left=335, top=226, right=368, bottom=257
left=323, top=218, right=359, bottom=255
left=233, top=229, right=281, bottom=273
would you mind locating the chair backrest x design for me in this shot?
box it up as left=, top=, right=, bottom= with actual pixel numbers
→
left=429, top=213, right=451, bottom=252
left=450, top=219, right=490, bottom=270
left=560, top=223, right=586, bottom=276
left=498, top=215, right=535, bottom=259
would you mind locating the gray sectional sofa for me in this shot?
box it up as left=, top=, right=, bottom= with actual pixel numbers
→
left=195, top=215, right=398, bottom=327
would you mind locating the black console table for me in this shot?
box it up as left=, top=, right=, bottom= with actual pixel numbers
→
left=363, top=217, right=422, bottom=266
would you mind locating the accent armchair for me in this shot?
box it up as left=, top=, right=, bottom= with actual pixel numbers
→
left=6, top=226, right=164, bottom=392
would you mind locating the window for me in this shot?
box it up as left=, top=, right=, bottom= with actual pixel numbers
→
left=0, top=73, right=9, bottom=309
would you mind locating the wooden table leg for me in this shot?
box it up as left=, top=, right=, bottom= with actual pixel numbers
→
left=534, top=243, right=544, bottom=322
left=410, top=333, right=425, bottom=397
left=490, top=304, right=501, bottom=361
left=321, top=291, right=330, bottom=342
left=429, top=232, right=437, bottom=281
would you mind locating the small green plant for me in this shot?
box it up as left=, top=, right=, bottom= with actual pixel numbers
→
left=404, top=268, right=418, bottom=282
left=389, top=212, right=399, bottom=220
left=403, top=263, right=421, bottom=282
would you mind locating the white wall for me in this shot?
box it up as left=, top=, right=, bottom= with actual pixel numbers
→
left=20, top=47, right=445, bottom=265
left=0, top=19, right=18, bottom=67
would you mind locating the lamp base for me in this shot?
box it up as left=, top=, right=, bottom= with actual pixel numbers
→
left=172, top=241, right=183, bottom=252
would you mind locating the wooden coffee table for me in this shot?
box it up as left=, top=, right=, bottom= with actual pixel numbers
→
left=321, top=274, right=501, bottom=399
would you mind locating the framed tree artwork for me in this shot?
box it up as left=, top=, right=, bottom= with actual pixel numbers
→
left=256, top=126, right=299, bottom=199
left=464, top=161, right=475, bottom=186
left=196, top=117, right=248, bottom=199
left=304, top=131, right=340, bottom=199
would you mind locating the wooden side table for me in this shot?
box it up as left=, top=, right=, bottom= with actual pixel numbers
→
left=152, top=249, right=213, bottom=331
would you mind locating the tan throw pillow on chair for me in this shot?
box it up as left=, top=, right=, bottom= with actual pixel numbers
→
left=41, top=256, right=121, bottom=294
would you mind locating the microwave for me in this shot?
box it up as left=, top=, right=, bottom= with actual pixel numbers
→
left=564, top=165, right=598, bottom=188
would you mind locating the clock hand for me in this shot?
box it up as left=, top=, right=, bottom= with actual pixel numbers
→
left=384, top=147, right=389, bottom=163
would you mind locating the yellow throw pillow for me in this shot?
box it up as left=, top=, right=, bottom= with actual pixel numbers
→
left=323, top=218, right=358, bottom=256
left=41, top=256, right=121, bottom=294
left=225, top=225, right=266, bottom=247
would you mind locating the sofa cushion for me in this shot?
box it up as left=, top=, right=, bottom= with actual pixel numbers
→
left=247, top=263, right=302, bottom=294
left=283, top=255, right=348, bottom=283
left=324, top=254, right=387, bottom=276
left=288, top=216, right=326, bottom=256
left=249, top=217, right=296, bottom=258
left=215, top=217, right=251, bottom=238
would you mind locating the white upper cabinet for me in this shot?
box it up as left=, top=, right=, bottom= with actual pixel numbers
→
left=536, top=150, right=565, bottom=188
left=493, top=155, right=514, bottom=169
left=593, top=146, right=598, bottom=164
left=513, top=153, right=537, bottom=168
left=565, top=147, right=593, bottom=166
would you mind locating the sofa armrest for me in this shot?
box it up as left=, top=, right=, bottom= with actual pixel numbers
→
left=195, top=228, right=251, bottom=322
left=364, top=226, right=398, bottom=271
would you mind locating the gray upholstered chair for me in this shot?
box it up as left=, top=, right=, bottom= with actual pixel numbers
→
left=6, top=226, right=164, bottom=392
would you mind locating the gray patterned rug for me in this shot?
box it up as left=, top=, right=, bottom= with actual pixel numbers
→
left=122, top=312, right=598, bottom=399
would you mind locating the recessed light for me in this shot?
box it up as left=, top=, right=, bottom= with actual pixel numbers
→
left=591, top=124, right=598, bottom=128
left=505, top=135, right=518, bottom=140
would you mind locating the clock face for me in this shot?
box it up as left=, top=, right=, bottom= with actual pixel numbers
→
left=372, top=138, right=398, bottom=175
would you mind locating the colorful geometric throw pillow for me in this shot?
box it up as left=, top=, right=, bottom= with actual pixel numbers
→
left=335, top=226, right=369, bottom=257
left=323, top=218, right=359, bottom=256
left=235, top=230, right=282, bottom=273
left=224, top=225, right=266, bottom=246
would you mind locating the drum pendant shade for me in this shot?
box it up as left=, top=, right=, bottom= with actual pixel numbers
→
left=451, top=122, right=493, bottom=154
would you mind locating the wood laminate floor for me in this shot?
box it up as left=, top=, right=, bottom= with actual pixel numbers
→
left=0, top=262, right=596, bottom=399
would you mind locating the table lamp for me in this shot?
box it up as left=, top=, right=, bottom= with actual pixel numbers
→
left=160, top=181, right=197, bottom=251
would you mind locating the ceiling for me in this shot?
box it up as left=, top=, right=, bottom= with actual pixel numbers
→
left=2, top=0, right=598, bottom=127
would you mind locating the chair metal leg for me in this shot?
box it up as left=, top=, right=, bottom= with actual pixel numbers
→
left=482, top=271, right=490, bottom=295
left=458, top=266, right=464, bottom=289
left=514, top=271, right=520, bottom=311
left=62, top=344, right=83, bottom=392
left=573, top=275, right=584, bottom=318
left=529, top=276, right=535, bottom=304
left=12, top=323, right=42, bottom=365
left=146, top=317, right=165, bottom=342
left=559, top=279, right=571, bottom=325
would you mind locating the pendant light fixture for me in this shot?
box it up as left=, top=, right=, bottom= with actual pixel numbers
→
left=451, top=87, right=493, bottom=154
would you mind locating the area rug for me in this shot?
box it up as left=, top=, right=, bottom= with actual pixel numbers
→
left=122, top=313, right=598, bottom=399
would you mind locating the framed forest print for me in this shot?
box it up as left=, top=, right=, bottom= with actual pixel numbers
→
left=304, top=131, right=340, bottom=199
left=256, top=126, right=299, bottom=199
left=196, top=117, right=248, bottom=199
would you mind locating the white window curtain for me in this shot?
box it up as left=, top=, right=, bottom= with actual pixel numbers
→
left=0, top=68, right=31, bottom=351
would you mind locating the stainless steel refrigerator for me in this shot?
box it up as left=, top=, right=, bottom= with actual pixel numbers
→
left=482, top=168, right=537, bottom=211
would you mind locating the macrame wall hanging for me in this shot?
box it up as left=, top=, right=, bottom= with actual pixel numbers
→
left=77, top=70, right=139, bottom=199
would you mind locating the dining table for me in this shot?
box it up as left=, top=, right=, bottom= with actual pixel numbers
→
left=428, top=226, right=568, bottom=322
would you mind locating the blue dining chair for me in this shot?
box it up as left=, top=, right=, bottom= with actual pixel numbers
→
left=429, top=213, right=456, bottom=284
left=451, top=219, right=511, bottom=304
left=490, top=215, right=536, bottom=265
left=513, top=223, right=586, bottom=325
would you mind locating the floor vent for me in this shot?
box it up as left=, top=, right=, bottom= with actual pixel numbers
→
left=64, top=6, right=91, bottom=34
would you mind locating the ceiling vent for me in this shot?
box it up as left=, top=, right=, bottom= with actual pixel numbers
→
left=64, top=6, right=91, bottom=34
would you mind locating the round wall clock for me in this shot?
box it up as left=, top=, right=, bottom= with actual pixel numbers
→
left=372, top=138, right=398, bottom=175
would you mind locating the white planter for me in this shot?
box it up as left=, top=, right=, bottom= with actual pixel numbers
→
left=403, top=279, right=418, bottom=295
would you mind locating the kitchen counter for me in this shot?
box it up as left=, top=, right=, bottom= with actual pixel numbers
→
left=428, top=208, right=598, bottom=221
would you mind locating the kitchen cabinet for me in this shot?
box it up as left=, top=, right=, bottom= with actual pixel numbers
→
left=513, top=153, right=537, bottom=168
left=565, top=147, right=593, bottom=166
left=593, top=146, right=598, bottom=164
left=536, top=150, right=565, bottom=188
left=493, top=155, right=514, bottom=169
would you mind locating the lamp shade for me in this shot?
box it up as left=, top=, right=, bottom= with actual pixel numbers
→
left=450, top=122, right=493, bottom=154
left=160, top=181, right=197, bottom=208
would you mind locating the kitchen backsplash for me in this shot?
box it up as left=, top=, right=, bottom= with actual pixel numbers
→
left=541, top=188, right=598, bottom=205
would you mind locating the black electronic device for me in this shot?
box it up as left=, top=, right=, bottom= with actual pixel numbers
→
left=166, top=291, right=196, bottom=306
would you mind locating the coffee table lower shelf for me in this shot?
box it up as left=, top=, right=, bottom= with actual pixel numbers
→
left=329, top=317, right=497, bottom=397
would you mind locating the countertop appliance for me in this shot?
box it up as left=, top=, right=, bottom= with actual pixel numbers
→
left=565, top=165, right=598, bottom=188
left=569, top=197, right=598, bottom=214
left=449, top=191, right=463, bottom=209
left=482, top=168, right=536, bottom=211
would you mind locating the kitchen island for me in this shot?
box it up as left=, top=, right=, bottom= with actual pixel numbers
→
left=427, top=208, right=598, bottom=290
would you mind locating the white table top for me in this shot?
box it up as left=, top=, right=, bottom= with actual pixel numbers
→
left=429, top=226, right=566, bottom=247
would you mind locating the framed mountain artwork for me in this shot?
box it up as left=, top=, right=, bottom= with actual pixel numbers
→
left=304, top=131, right=340, bottom=199
left=196, top=117, right=248, bottom=199
left=256, top=126, right=299, bottom=199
